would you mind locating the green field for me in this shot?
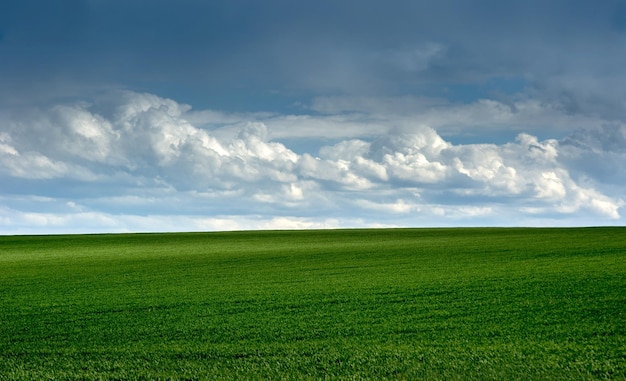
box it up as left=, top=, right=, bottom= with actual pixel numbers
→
left=0, top=228, right=625, bottom=380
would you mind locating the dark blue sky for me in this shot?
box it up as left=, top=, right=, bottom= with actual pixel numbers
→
left=2, top=0, right=624, bottom=111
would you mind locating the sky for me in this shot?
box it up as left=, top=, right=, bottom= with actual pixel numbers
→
left=1, top=0, right=625, bottom=234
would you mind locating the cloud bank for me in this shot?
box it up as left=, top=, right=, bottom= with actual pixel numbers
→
left=1, top=91, right=623, bottom=233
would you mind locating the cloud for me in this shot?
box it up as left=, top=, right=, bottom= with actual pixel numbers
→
left=2, top=1, right=625, bottom=234
left=0, top=90, right=623, bottom=234
left=307, top=95, right=621, bottom=142
left=557, top=124, right=626, bottom=200
left=0, top=201, right=365, bottom=235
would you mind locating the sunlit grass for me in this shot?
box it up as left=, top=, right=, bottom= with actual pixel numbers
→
left=1, top=228, right=625, bottom=379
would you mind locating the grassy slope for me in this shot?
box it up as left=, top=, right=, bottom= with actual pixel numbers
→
left=0, top=228, right=625, bottom=380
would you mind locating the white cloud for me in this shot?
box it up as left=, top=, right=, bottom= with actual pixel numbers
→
left=51, top=104, right=120, bottom=163
left=451, top=146, right=520, bottom=193
left=354, top=199, right=418, bottom=214
left=259, top=217, right=341, bottom=230
left=534, top=171, right=567, bottom=199
left=0, top=147, right=94, bottom=181
left=1, top=90, right=624, bottom=234
left=0, top=133, right=18, bottom=156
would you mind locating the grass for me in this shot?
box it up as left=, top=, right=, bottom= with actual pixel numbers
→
left=0, top=227, right=625, bottom=380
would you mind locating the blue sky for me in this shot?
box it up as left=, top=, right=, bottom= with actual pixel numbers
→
left=1, top=0, right=625, bottom=234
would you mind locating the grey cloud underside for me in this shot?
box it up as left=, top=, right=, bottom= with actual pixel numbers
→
left=1, top=91, right=623, bottom=230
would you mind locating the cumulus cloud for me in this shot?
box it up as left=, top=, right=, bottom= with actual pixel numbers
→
left=0, top=90, right=623, bottom=234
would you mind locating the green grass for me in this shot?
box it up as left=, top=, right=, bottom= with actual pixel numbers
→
left=0, top=227, right=625, bottom=380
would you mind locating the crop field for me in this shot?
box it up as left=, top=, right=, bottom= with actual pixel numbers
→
left=0, top=227, right=625, bottom=380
